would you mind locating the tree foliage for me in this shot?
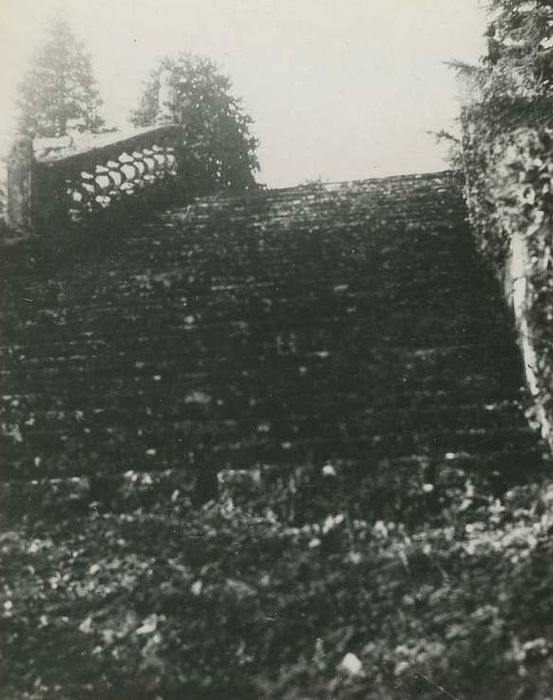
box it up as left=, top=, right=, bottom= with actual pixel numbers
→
left=484, top=0, right=553, bottom=97
left=130, top=53, right=259, bottom=191
left=16, top=16, right=104, bottom=138
left=447, top=2, right=553, bottom=140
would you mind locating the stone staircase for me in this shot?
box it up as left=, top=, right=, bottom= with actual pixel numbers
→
left=2, top=170, right=553, bottom=700
left=0, top=171, right=549, bottom=526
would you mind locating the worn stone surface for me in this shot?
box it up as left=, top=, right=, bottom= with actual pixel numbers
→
left=0, top=171, right=548, bottom=520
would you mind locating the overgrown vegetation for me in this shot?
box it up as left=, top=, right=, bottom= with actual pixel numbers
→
left=459, top=0, right=553, bottom=445
left=4, top=470, right=553, bottom=700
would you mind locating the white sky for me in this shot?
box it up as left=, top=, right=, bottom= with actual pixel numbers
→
left=0, top=0, right=487, bottom=187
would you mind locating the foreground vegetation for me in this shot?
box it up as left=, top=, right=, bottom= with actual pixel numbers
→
left=2, top=465, right=553, bottom=699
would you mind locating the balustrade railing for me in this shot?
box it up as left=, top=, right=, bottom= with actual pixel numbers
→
left=7, top=124, right=183, bottom=233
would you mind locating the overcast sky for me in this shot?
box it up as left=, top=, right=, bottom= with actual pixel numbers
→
left=0, top=0, right=487, bottom=187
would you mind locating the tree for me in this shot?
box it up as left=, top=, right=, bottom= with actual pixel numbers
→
left=16, top=16, right=104, bottom=138
left=484, top=0, right=553, bottom=96
left=450, top=1, right=553, bottom=137
left=130, top=53, right=259, bottom=190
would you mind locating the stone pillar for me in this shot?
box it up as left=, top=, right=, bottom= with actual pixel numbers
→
left=156, top=69, right=175, bottom=126
left=7, top=137, right=34, bottom=233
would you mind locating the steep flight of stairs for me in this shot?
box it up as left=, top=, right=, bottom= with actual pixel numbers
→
left=1, top=170, right=552, bottom=700
left=0, top=171, right=549, bottom=525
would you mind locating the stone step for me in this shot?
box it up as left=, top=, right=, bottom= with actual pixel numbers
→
left=2, top=438, right=548, bottom=529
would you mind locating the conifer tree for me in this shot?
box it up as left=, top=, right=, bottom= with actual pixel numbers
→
left=17, top=16, right=104, bottom=137
left=131, top=53, right=259, bottom=190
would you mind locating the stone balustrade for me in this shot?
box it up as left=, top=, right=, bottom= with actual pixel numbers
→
left=7, top=124, right=182, bottom=233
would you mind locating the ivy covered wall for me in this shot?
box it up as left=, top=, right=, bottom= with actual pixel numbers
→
left=458, top=0, right=553, bottom=449
left=461, top=120, right=553, bottom=445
